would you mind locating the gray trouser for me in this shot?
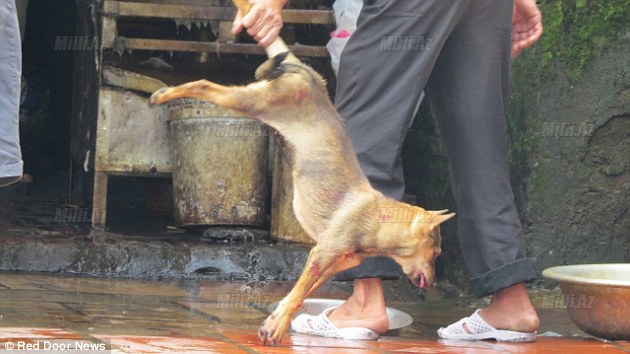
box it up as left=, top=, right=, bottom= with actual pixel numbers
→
left=0, top=0, right=23, bottom=187
left=333, top=0, right=536, bottom=297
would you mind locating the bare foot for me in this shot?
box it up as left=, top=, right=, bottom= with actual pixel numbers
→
left=324, top=278, right=389, bottom=334
left=475, top=283, right=540, bottom=333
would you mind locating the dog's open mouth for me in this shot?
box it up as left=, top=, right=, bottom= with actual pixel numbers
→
left=411, top=273, right=435, bottom=288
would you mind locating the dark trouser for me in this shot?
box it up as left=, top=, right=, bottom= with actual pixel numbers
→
left=333, top=0, right=537, bottom=297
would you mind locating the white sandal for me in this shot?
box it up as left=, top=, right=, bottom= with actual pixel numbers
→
left=437, top=310, right=536, bottom=342
left=291, top=306, right=380, bottom=340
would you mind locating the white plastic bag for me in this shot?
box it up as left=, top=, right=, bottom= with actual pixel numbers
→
left=326, top=0, right=363, bottom=74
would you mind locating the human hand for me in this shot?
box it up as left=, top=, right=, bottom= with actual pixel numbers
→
left=232, top=0, right=286, bottom=47
left=512, top=0, right=543, bottom=58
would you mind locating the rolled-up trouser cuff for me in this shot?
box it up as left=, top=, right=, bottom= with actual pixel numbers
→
left=0, top=160, right=23, bottom=183
left=333, top=256, right=402, bottom=282
left=469, top=257, right=537, bottom=298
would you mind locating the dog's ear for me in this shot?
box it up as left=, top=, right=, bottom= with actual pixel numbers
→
left=428, top=210, right=455, bottom=227
left=427, top=209, right=449, bottom=215
left=255, top=52, right=291, bottom=81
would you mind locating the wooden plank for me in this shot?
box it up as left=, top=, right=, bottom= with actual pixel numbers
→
left=91, top=171, right=108, bottom=227
left=117, top=0, right=221, bottom=5
left=101, top=17, right=118, bottom=49
left=103, top=2, right=234, bottom=21
left=217, top=21, right=236, bottom=42
left=109, top=37, right=330, bottom=57
left=283, top=10, right=334, bottom=25
left=102, top=66, right=167, bottom=94
left=103, top=1, right=333, bottom=24
left=95, top=88, right=172, bottom=175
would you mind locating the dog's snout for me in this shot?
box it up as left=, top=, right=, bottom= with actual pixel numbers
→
left=410, top=273, right=436, bottom=288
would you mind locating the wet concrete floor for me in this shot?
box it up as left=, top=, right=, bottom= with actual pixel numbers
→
left=0, top=272, right=629, bottom=353
left=1, top=194, right=629, bottom=352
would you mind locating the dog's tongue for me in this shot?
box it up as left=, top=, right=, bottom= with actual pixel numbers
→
left=419, top=274, right=425, bottom=288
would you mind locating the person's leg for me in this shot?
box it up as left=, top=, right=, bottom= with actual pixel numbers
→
left=325, top=278, right=389, bottom=333
left=328, top=0, right=471, bottom=332
left=0, top=0, right=24, bottom=187
left=425, top=0, right=538, bottom=332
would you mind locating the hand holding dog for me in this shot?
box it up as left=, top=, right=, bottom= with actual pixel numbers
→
left=232, top=0, right=287, bottom=47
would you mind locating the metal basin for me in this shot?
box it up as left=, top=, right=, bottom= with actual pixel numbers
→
left=270, top=298, right=413, bottom=336
left=542, top=263, right=630, bottom=340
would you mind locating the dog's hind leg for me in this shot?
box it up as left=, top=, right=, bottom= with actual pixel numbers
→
left=149, top=79, right=261, bottom=113
left=149, top=77, right=302, bottom=130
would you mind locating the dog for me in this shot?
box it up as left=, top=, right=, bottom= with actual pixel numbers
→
left=150, top=2, right=454, bottom=345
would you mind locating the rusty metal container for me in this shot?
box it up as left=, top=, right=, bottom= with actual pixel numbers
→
left=270, top=137, right=315, bottom=244
left=543, top=264, right=630, bottom=340
left=167, top=99, right=269, bottom=227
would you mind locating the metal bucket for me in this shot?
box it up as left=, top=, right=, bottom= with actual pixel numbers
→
left=167, top=99, right=269, bottom=227
left=270, top=136, right=315, bottom=244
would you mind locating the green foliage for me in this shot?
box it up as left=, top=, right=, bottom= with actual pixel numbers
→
left=539, top=0, right=629, bottom=81
left=538, top=1, right=563, bottom=70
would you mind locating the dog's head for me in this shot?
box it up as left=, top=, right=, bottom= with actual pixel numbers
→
left=386, top=208, right=454, bottom=288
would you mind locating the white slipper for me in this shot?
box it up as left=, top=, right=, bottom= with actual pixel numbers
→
left=291, top=306, right=380, bottom=340
left=437, top=310, right=536, bottom=342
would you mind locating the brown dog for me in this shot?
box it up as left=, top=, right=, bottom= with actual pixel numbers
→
left=150, top=52, right=454, bottom=344
left=150, top=6, right=453, bottom=344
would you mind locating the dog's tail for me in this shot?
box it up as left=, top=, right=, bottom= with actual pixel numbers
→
left=255, top=52, right=291, bottom=81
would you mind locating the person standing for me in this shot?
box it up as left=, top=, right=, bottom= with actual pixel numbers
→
left=235, top=0, right=543, bottom=342
left=0, top=0, right=24, bottom=188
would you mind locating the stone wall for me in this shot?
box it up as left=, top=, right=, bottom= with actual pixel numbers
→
left=512, top=0, right=629, bottom=277
left=402, top=0, right=629, bottom=291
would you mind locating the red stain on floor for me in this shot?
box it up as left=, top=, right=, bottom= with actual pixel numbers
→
left=0, top=327, right=628, bottom=353
left=215, top=328, right=630, bottom=354
left=93, top=334, right=249, bottom=354
left=0, top=328, right=81, bottom=339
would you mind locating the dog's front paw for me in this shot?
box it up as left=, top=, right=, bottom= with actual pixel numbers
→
left=258, top=312, right=290, bottom=345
